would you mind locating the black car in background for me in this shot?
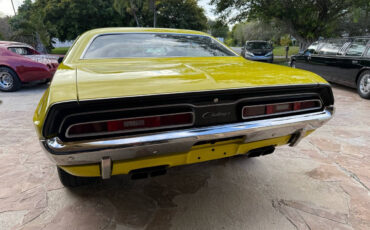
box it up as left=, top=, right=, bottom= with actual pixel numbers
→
left=290, top=37, right=370, bottom=99
left=241, top=41, right=274, bottom=63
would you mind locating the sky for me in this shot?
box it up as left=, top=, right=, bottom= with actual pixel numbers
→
left=0, top=0, right=218, bottom=19
left=198, top=0, right=216, bottom=20
left=0, top=0, right=24, bottom=16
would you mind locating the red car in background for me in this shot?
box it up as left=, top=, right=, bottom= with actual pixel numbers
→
left=0, top=41, right=61, bottom=92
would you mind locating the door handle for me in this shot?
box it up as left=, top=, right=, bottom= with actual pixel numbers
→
left=352, top=60, right=358, bottom=64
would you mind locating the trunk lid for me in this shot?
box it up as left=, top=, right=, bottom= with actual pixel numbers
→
left=75, top=56, right=325, bottom=101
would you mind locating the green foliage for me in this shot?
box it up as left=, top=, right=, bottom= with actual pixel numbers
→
left=39, top=0, right=123, bottom=41
left=224, top=37, right=234, bottom=46
left=16, top=0, right=208, bottom=45
left=156, top=0, right=208, bottom=31
left=0, top=17, right=13, bottom=40
left=231, top=21, right=282, bottom=46
left=208, top=20, right=229, bottom=38
left=273, top=46, right=299, bottom=56
left=211, top=0, right=368, bottom=49
left=336, top=1, right=370, bottom=36
left=9, top=0, right=51, bottom=51
left=113, top=0, right=145, bottom=27
left=279, top=35, right=291, bottom=46
left=51, top=47, right=69, bottom=54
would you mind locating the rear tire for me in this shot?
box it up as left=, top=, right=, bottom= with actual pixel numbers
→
left=57, top=167, right=97, bottom=187
left=0, top=67, right=21, bottom=92
left=290, top=60, right=296, bottom=68
left=357, top=71, right=370, bottom=99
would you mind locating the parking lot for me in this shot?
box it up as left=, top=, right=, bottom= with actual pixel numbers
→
left=0, top=83, right=369, bottom=230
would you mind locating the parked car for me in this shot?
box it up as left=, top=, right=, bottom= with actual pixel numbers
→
left=241, top=40, right=274, bottom=63
left=290, top=37, right=370, bottom=99
left=34, top=28, right=334, bottom=187
left=0, top=41, right=60, bottom=92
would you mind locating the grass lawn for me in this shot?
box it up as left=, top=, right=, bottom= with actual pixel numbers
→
left=273, top=46, right=299, bottom=56
left=51, top=47, right=69, bottom=55
left=273, top=57, right=290, bottom=66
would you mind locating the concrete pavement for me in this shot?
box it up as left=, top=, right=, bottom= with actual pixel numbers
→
left=0, top=83, right=369, bottom=230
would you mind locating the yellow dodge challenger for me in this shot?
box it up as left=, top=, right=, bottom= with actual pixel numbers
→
left=34, top=28, right=334, bottom=187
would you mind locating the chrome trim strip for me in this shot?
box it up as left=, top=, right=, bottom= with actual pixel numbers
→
left=65, top=111, right=195, bottom=138
left=40, top=107, right=334, bottom=166
left=241, top=99, right=322, bottom=120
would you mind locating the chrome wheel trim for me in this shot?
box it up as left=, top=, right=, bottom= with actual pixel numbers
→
left=0, top=72, right=14, bottom=89
left=359, top=74, right=370, bottom=95
left=291, top=62, right=296, bottom=68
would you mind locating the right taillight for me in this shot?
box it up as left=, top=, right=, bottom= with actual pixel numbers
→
left=242, top=99, right=322, bottom=119
left=66, top=112, right=194, bottom=138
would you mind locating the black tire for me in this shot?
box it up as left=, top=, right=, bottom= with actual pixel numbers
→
left=357, top=71, right=370, bottom=99
left=290, top=60, right=296, bottom=68
left=38, top=78, right=51, bottom=85
left=57, top=167, right=97, bottom=187
left=0, top=67, right=21, bottom=92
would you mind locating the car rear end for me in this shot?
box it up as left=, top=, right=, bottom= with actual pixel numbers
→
left=33, top=28, right=334, bottom=186
left=37, top=83, right=334, bottom=180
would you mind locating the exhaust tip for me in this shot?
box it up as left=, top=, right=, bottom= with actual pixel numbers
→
left=129, top=165, right=168, bottom=180
left=247, top=146, right=275, bottom=158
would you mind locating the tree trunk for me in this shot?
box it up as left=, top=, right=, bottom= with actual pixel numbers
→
left=153, top=3, right=157, bottom=27
left=130, top=0, right=140, bottom=27
left=10, top=0, right=16, bottom=15
left=149, top=0, right=157, bottom=27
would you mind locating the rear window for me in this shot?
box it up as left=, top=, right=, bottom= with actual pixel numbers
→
left=83, top=33, right=236, bottom=59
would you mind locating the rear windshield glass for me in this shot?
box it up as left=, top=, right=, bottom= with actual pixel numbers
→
left=83, top=33, right=236, bottom=59
left=245, top=42, right=272, bottom=50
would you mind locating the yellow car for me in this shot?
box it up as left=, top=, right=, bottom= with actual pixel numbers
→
left=34, top=28, right=334, bottom=187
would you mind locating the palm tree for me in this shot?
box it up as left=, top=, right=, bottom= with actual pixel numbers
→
left=113, top=0, right=142, bottom=27
left=10, top=0, right=17, bottom=15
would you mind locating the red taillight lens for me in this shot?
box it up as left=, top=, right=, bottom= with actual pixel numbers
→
left=67, top=112, right=193, bottom=138
left=242, top=100, right=321, bottom=119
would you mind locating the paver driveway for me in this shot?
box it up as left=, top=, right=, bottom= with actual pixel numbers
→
left=0, top=83, right=369, bottom=230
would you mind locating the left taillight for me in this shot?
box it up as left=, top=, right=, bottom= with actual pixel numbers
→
left=66, top=112, right=194, bottom=138
left=242, top=99, right=322, bottom=119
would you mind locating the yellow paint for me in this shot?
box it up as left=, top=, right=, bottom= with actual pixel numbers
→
left=60, top=135, right=292, bottom=177
left=34, top=27, right=328, bottom=138
left=304, top=130, right=315, bottom=137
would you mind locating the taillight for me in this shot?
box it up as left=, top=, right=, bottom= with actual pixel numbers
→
left=242, top=100, right=321, bottom=119
left=66, top=112, right=194, bottom=138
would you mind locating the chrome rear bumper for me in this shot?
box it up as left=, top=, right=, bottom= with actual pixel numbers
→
left=41, top=106, right=334, bottom=166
